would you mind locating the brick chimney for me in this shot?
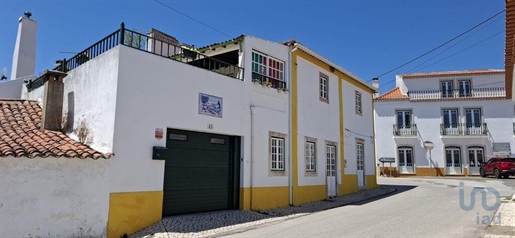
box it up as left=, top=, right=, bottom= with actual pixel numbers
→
left=40, top=70, right=67, bottom=131
left=11, top=11, right=37, bottom=80
left=372, top=77, right=379, bottom=98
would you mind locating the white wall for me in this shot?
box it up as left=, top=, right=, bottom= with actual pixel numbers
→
left=0, top=76, right=30, bottom=99
left=0, top=157, right=111, bottom=238
left=374, top=99, right=514, bottom=170
left=343, top=81, right=375, bottom=176
left=10, top=16, right=37, bottom=80
left=296, top=57, right=340, bottom=186
left=112, top=40, right=290, bottom=193
left=23, top=47, right=120, bottom=154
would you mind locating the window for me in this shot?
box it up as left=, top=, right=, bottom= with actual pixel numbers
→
left=305, top=141, right=316, bottom=172
left=252, top=51, right=285, bottom=88
left=326, top=144, right=337, bottom=176
left=468, top=146, right=484, bottom=167
left=458, top=80, right=471, bottom=97
left=271, top=137, right=284, bottom=171
left=269, top=132, right=286, bottom=172
left=319, top=73, right=329, bottom=103
left=396, top=110, right=412, bottom=129
left=398, top=146, right=413, bottom=167
left=445, top=146, right=461, bottom=168
left=441, top=80, right=454, bottom=98
left=442, top=109, right=459, bottom=128
left=465, top=108, right=481, bottom=127
left=356, top=141, right=364, bottom=171
left=355, top=91, right=362, bottom=115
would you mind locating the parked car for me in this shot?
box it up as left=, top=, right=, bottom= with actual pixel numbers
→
left=480, top=157, right=515, bottom=178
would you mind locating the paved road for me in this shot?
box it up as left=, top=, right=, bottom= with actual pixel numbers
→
left=221, top=177, right=515, bottom=238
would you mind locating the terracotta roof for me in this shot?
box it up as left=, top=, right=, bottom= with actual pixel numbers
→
left=375, top=87, right=408, bottom=101
left=506, top=0, right=515, bottom=99
left=0, top=99, right=110, bottom=159
left=400, top=69, right=505, bottom=79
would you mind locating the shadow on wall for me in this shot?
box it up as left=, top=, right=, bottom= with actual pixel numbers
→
left=67, top=91, right=74, bottom=132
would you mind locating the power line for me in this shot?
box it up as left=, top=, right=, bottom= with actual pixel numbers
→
left=372, top=9, right=506, bottom=80
left=154, top=0, right=234, bottom=39
left=380, top=30, right=504, bottom=89
left=406, top=14, right=503, bottom=74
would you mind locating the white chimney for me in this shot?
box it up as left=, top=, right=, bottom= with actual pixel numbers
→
left=372, top=77, right=379, bottom=98
left=10, top=11, right=37, bottom=80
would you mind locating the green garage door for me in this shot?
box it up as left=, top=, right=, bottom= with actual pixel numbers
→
left=163, top=129, right=240, bottom=216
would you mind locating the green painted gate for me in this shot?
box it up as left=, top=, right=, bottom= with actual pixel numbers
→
left=163, top=129, right=240, bottom=216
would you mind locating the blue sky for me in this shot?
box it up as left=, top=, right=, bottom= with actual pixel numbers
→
left=0, top=0, right=506, bottom=93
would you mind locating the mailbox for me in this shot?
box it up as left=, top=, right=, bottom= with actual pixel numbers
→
left=152, top=146, right=168, bottom=160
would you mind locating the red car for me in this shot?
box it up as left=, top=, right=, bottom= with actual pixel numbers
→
left=480, top=157, right=515, bottom=178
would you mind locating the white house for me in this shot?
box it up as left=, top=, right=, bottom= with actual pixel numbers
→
left=374, top=69, right=514, bottom=177
left=2, top=15, right=378, bottom=237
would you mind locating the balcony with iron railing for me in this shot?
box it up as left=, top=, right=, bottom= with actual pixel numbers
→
left=26, top=23, right=244, bottom=91
left=440, top=123, right=488, bottom=136
left=408, top=88, right=505, bottom=101
left=392, top=124, right=418, bottom=137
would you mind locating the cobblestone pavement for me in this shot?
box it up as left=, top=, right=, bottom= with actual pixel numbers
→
left=129, top=186, right=396, bottom=238
left=484, top=193, right=515, bottom=238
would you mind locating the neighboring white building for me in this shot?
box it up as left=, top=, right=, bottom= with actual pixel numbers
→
left=374, top=69, right=514, bottom=177
left=3, top=19, right=377, bottom=237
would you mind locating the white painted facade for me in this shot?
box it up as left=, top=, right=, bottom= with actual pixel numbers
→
left=342, top=80, right=376, bottom=180
left=0, top=76, right=31, bottom=99
left=375, top=72, right=514, bottom=176
left=0, top=157, right=111, bottom=238
left=13, top=26, right=376, bottom=236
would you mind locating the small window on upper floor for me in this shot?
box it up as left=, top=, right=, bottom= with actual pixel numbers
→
left=355, top=91, right=362, bottom=115
left=458, top=80, right=471, bottom=97
left=252, top=51, right=285, bottom=89
left=319, top=73, right=329, bottom=103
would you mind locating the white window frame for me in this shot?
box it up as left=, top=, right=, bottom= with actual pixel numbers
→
left=319, top=73, right=329, bottom=103
left=355, top=91, right=362, bottom=115
left=326, top=144, right=337, bottom=176
left=251, top=51, right=285, bottom=87
left=269, top=131, right=286, bottom=175
left=356, top=141, right=364, bottom=170
left=305, top=142, right=316, bottom=172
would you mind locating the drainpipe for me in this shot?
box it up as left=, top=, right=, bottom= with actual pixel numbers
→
left=288, top=47, right=293, bottom=205
left=250, top=105, right=255, bottom=210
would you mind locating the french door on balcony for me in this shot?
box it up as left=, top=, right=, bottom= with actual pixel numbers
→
left=445, top=146, right=462, bottom=175
left=398, top=146, right=414, bottom=174
left=468, top=146, right=484, bottom=175
left=458, top=80, right=471, bottom=97
left=465, top=108, right=482, bottom=135
left=441, top=81, right=454, bottom=98
left=443, top=109, right=459, bottom=135
left=396, top=110, right=412, bottom=135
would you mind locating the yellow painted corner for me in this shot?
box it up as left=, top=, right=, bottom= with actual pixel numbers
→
left=366, top=175, right=378, bottom=189
left=340, top=175, right=358, bottom=195
left=246, top=186, right=290, bottom=211
left=240, top=187, right=251, bottom=210
left=108, top=191, right=163, bottom=238
left=293, top=185, right=326, bottom=205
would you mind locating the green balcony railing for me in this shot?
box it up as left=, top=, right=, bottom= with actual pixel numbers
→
left=27, top=23, right=244, bottom=92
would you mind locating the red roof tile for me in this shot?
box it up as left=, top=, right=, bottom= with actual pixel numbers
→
left=401, top=69, right=504, bottom=79
left=0, top=99, right=110, bottom=159
left=375, top=87, right=408, bottom=101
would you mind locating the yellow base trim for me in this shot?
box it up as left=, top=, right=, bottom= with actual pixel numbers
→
left=108, top=191, right=163, bottom=238
left=340, top=175, right=358, bottom=195
left=366, top=175, right=378, bottom=189
left=240, top=186, right=289, bottom=211
left=293, top=185, right=326, bottom=205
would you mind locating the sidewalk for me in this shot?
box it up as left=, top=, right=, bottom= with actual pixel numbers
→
left=483, top=193, right=515, bottom=238
left=129, top=186, right=396, bottom=238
